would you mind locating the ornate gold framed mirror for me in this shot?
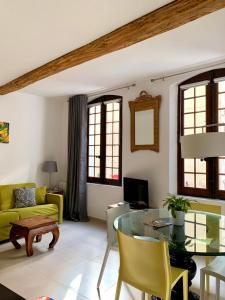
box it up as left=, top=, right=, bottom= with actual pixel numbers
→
left=129, top=91, right=161, bottom=152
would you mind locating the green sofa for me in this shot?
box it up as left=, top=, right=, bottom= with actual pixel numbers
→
left=0, top=183, right=63, bottom=241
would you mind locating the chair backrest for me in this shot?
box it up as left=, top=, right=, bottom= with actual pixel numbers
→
left=106, top=202, right=130, bottom=246
left=190, top=202, right=221, bottom=214
left=116, top=230, right=171, bottom=299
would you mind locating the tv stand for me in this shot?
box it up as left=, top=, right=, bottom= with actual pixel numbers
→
left=130, top=201, right=149, bottom=210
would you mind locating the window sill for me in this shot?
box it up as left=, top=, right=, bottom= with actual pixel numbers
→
left=87, top=182, right=122, bottom=188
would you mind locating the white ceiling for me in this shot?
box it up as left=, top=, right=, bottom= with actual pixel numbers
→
left=1, top=1, right=225, bottom=97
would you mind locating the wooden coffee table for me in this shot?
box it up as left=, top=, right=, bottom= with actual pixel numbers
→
left=10, top=216, right=59, bottom=256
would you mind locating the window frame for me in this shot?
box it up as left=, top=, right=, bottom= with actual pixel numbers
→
left=178, top=68, right=225, bottom=199
left=87, top=95, right=122, bottom=186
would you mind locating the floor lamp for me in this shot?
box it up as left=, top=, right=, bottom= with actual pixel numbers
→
left=180, top=124, right=225, bottom=159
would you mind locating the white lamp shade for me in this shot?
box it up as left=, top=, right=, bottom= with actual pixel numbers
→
left=180, top=132, right=225, bottom=159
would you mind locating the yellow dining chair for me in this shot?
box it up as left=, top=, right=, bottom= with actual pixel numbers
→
left=115, top=230, right=188, bottom=300
left=190, top=201, right=221, bottom=295
left=190, top=202, right=221, bottom=215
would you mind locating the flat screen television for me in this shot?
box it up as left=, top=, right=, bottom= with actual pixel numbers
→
left=123, top=177, right=149, bottom=209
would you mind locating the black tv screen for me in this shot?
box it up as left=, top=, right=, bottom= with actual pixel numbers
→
left=123, top=177, right=149, bottom=209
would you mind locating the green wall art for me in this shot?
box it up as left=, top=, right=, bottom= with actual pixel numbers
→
left=0, top=122, right=9, bottom=143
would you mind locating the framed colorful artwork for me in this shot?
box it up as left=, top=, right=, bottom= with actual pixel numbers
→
left=0, top=122, right=9, bottom=143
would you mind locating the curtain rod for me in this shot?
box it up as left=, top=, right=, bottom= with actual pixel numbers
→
left=88, top=83, right=136, bottom=97
left=150, top=61, right=225, bottom=83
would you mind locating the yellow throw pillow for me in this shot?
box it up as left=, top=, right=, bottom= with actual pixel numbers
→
left=35, top=186, right=47, bottom=205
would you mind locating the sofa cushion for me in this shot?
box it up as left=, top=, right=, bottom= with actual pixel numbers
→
left=0, top=211, right=19, bottom=227
left=0, top=183, right=36, bottom=211
left=14, top=188, right=36, bottom=208
left=36, top=186, right=47, bottom=205
left=5, top=204, right=58, bottom=219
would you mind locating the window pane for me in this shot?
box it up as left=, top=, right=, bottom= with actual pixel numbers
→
left=106, top=111, right=113, bottom=122
left=184, top=114, right=194, bottom=128
left=89, top=107, right=95, bottom=114
left=196, top=159, right=206, bottom=173
left=95, top=167, right=100, bottom=178
left=106, top=134, right=112, bottom=145
left=196, top=213, right=206, bottom=224
left=95, top=146, right=100, bottom=156
left=106, top=103, right=113, bottom=111
left=113, top=134, right=119, bottom=145
left=96, top=105, right=101, bottom=113
left=114, top=102, right=120, bottom=110
left=113, top=145, right=119, bottom=156
left=89, top=167, right=94, bottom=177
left=95, top=135, right=100, bottom=145
left=219, top=81, right=225, bottom=93
left=89, top=114, right=95, bottom=124
left=95, top=114, right=101, bottom=123
left=89, top=125, right=94, bottom=135
left=113, top=122, right=119, bottom=133
left=113, top=169, right=119, bottom=180
left=195, top=127, right=203, bottom=134
left=184, top=88, right=194, bottom=98
left=89, top=157, right=94, bottom=166
left=95, top=124, right=100, bottom=134
left=196, top=174, right=206, bottom=189
left=106, top=123, right=112, bottom=133
left=106, top=146, right=112, bottom=156
left=184, top=159, right=194, bottom=172
left=219, top=110, right=225, bottom=123
left=219, top=125, right=225, bottom=132
left=195, top=112, right=206, bottom=127
left=219, top=175, right=225, bottom=190
left=89, top=135, right=94, bottom=145
left=89, top=146, right=94, bottom=156
left=195, top=85, right=206, bottom=97
left=219, top=94, right=225, bottom=109
left=114, top=111, right=120, bottom=122
left=95, top=157, right=100, bottom=167
left=219, top=158, right=225, bottom=174
left=106, top=156, right=112, bottom=168
left=184, top=99, right=194, bottom=113
left=196, top=224, right=207, bottom=239
left=184, top=128, right=194, bottom=135
left=195, top=97, right=206, bottom=112
left=113, top=157, right=119, bottom=168
left=184, top=173, right=194, bottom=187
left=106, top=168, right=112, bottom=179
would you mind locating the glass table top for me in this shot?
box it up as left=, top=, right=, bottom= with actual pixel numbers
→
left=114, top=208, right=225, bottom=256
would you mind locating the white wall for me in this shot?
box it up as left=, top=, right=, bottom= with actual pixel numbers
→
left=0, top=92, right=67, bottom=186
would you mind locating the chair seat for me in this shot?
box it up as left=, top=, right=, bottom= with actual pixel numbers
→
left=202, top=256, right=225, bottom=280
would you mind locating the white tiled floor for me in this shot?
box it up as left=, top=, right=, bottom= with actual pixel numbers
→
left=0, top=219, right=224, bottom=300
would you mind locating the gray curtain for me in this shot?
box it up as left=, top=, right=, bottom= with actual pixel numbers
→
left=65, top=94, right=88, bottom=221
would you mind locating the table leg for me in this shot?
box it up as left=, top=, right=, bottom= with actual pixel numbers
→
left=25, top=231, right=35, bottom=257
left=35, top=234, right=42, bottom=243
left=170, top=251, right=199, bottom=300
left=9, top=226, right=21, bottom=249
left=49, top=226, right=59, bottom=249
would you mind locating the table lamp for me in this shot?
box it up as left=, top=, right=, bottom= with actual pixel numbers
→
left=42, top=161, right=58, bottom=189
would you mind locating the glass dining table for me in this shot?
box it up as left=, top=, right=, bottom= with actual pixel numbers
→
left=114, top=208, right=225, bottom=300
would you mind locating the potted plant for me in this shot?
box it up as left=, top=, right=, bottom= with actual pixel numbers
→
left=163, top=194, right=192, bottom=226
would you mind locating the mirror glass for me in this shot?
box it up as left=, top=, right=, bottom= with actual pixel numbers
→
left=135, top=109, right=154, bottom=145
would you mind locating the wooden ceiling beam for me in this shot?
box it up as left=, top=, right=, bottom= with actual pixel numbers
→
left=0, top=0, right=225, bottom=95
